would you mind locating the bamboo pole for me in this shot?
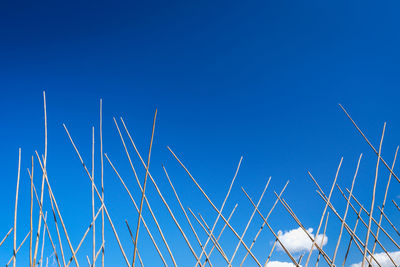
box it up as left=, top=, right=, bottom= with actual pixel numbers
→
left=125, top=221, right=144, bottom=267
left=315, top=212, right=329, bottom=267
left=162, top=165, right=210, bottom=266
left=362, top=123, right=386, bottom=267
left=105, top=154, right=167, bottom=266
left=39, top=211, right=47, bottom=267
left=371, top=146, right=398, bottom=256
left=377, top=206, right=400, bottom=237
left=99, top=99, right=105, bottom=267
left=13, top=148, right=21, bottom=267
left=167, top=147, right=262, bottom=266
left=131, top=110, right=157, bottom=267
left=92, top=126, right=96, bottom=267
left=115, top=117, right=176, bottom=266
left=339, top=104, right=400, bottom=183
left=7, top=231, right=30, bottom=267
left=240, top=181, right=289, bottom=267
left=332, top=154, right=362, bottom=264
left=264, top=232, right=280, bottom=267
left=342, top=207, right=362, bottom=267
left=229, top=177, right=271, bottom=266
left=30, top=156, right=34, bottom=267
left=62, top=125, right=131, bottom=267
left=241, top=188, right=299, bottom=267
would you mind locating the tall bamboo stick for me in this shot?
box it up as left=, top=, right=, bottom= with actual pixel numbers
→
left=13, top=148, right=21, bottom=267
left=99, top=99, right=105, bottom=267
left=92, top=126, right=96, bottom=267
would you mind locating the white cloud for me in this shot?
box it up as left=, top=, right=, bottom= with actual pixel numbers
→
left=350, top=251, right=400, bottom=267
left=276, top=227, right=327, bottom=253
left=266, top=261, right=298, bottom=267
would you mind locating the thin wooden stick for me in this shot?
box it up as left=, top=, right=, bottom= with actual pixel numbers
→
left=65, top=205, right=103, bottom=267
left=241, top=188, right=299, bottom=267
left=39, top=211, right=47, bottom=267
left=132, top=109, right=157, bottom=267
left=229, top=177, right=271, bottom=266
left=342, top=207, right=362, bottom=267
left=393, top=200, right=400, bottom=211
left=31, top=176, right=62, bottom=267
left=372, top=146, right=398, bottom=256
left=92, top=126, right=96, bottom=267
left=276, top=194, right=332, bottom=265
left=115, top=118, right=176, bottom=266
left=125, top=221, right=144, bottom=267
left=314, top=190, right=383, bottom=267
left=105, top=154, right=167, bottom=266
left=7, top=231, right=30, bottom=267
left=48, top=186, right=67, bottom=267
left=162, top=165, right=210, bottom=266
left=332, top=154, right=362, bottom=264
left=264, top=232, right=280, bottom=267
left=315, top=212, right=329, bottom=267
left=187, top=208, right=227, bottom=264
left=0, top=228, right=13, bottom=248
left=66, top=205, right=103, bottom=267
left=240, top=181, right=289, bottom=267
left=30, top=156, right=34, bottom=267
left=203, top=204, right=238, bottom=266
left=362, top=123, right=386, bottom=267
left=339, top=104, right=400, bottom=183
left=167, top=147, right=262, bottom=266
left=33, top=91, right=48, bottom=265
left=35, top=151, right=79, bottom=267
left=377, top=206, right=400, bottom=237
left=305, top=157, right=343, bottom=267
left=13, top=148, right=21, bottom=267
left=100, top=99, right=105, bottom=267
left=62, top=125, right=131, bottom=267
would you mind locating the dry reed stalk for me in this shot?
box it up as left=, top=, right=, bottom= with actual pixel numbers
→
left=35, top=151, right=80, bottom=267
left=86, top=256, right=91, bottom=267
left=339, top=104, right=400, bottom=183
left=31, top=175, right=62, bottom=267
left=332, top=154, right=362, bottom=265
left=393, top=200, right=400, bottom=211
left=132, top=109, right=157, bottom=267
left=342, top=207, right=363, bottom=267
left=13, top=148, right=21, bottom=267
left=94, top=241, right=105, bottom=265
left=298, top=253, right=305, bottom=265
left=362, top=123, right=386, bottom=267
left=65, top=205, right=103, bottom=267
left=105, top=154, right=167, bottom=266
left=30, top=156, right=34, bottom=267
left=39, top=211, right=47, bottom=267
left=377, top=206, right=400, bottom=237
left=91, top=126, right=96, bottom=267
left=100, top=99, right=105, bottom=267
left=241, top=188, right=299, bottom=267
left=162, top=165, right=210, bottom=266
left=125, top=220, right=144, bottom=267
left=315, top=212, right=329, bottom=267
left=371, top=146, right=398, bottom=256
left=117, top=117, right=178, bottom=266
left=276, top=194, right=332, bottom=265
left=187, top=208, right=226, bottom=264
left=167, top=146, right=263, bottom=266
left=7, top=231, right=30, bottom=267
left=33, top=91, right=48, bottom=265
left=203, top=204, right=238, bottom=266
left=62, top=126, right=131, bottom=267
left=304, top=157, right=343, bottom=267
left=0, top=228, right=13, bottom=248
left=314, top=190, right=382, bottom=266
left=48, top=188, right=67, bottom=266
left=339, top=186, right=400, bottom=250
left=229, top=177, right=271, bottom=266
left=240, top=181, right=289, bottom=267
left=264, top=232, right=280, bottom=267
left=195, top=156, right=242, bottom=267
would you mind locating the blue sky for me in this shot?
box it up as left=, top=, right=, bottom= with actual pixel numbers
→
left=1, top=0, right=400, bottom=266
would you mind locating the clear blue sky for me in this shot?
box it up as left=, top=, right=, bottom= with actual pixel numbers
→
left=0, top=0, right=400, bottom=266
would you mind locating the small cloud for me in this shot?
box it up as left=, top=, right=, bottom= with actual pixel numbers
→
left=266, top=261, right=299, bottom=267
left=276, top=227, right=327, bottom=253
left=350, top=251, right=400, bottom=267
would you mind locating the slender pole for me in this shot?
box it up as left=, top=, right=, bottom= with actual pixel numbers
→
left=13, top=148, right=21, bottom=267
left=132, top=109, right=157, bottom=267
left=92, top=126, right=96, bottom=267
left=315, top=212, right=329, bottom=267
left=30, top=156, right=34, bottom=267
left=100, top=99, right=105, bottom=267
